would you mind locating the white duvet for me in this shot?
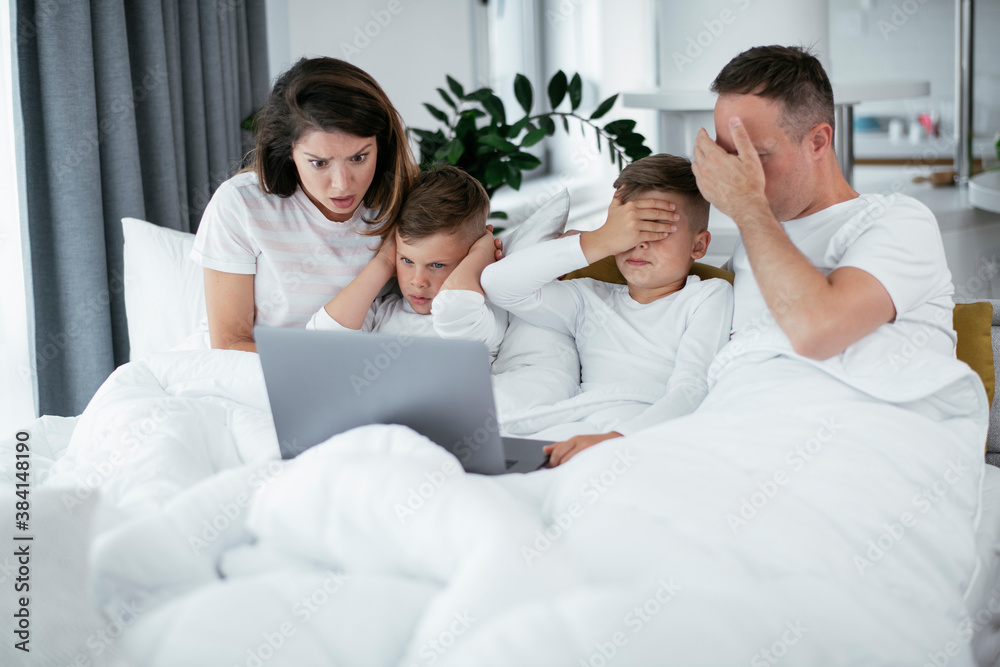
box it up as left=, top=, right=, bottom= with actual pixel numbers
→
left=0, top=348, right=989, bottom=666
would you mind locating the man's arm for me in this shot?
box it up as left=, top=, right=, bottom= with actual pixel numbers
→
left=691, top=118, right=895, bottom=360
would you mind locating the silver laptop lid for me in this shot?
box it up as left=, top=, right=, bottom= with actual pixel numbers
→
left=255, top=326, right=507, bottom=474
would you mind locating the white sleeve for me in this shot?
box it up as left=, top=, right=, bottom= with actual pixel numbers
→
left=616, top=280, right=735, bottom=436
left=190, top=179, right=259, bottom=274
left=431, top=291, right=509, bottom=361
left=480, top=234, right=590, bottom=335
left=305, top=300, right=378, bottom=332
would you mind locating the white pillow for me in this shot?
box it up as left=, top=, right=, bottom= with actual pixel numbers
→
left=122, top=217, right=206, bottom=360
left=498, top=188, right=571, bottom=255
left=490, top=189, right=582, bottom=427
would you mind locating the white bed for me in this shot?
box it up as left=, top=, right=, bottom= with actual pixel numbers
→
left=1, top=197, right=998, bottom=666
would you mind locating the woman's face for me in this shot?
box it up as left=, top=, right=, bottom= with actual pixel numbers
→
left=291, top=129, right=379, bottom=222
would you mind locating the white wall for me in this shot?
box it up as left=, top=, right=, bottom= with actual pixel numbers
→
left=266, top=0, right=479, bottom=133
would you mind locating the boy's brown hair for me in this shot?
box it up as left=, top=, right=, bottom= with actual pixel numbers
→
left=396, top=166, right=490, bottom=246
left=613, top=154, right=710, bottom=232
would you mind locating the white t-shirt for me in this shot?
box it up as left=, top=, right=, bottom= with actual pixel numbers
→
left=191, top=171, right=380, bottom=328
left=713, top=193, right=979, bottom=407
left=482, top=234, right=735, bottom=434
left=306, top=288, right=508, bottom=361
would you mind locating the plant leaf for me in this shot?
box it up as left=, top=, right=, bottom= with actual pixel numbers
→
left=508, top=116, right=531, bottom=138
left=562, top=115, right=570, bottom=133
left=489, top=211, right=508, bottom=220
left=485, top=159, right=506, bottom=187
left=423, top=103, right=450, bottom=124
left=446, top=75, right=465, bottom=100
left=520, top=127, right=548, bottom=148
left=437, top=88, right=457, bottom=110
left=479, top=134, right=517, bottom=152
left=505, top=163, right=523, bottom=190
left=445, top=138, right=464, bottom=164
left=539, top=116, right=556, bottom=135
left=483, top=95, right=506, bottom=125
left=509, top=151, right=542, bottom=170
left=548, top=70, right=567, bottom=109
left=596, top=131, right=601, bottom=151
left=514, top=74, right=533, bottom=114
left=568, top=73, right=582, bottom=111
left=604, top=119, right=636, bottom=136
left=465, top=88, right=494, bottom=102
left=590, top=94, right=618, bottom=120
left=616, top=131, right=647, bottom=148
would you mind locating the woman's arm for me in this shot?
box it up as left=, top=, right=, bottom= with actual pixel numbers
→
left=204, top=268, right=257, bottom=352
left=318, top=236, right=396, bottom=330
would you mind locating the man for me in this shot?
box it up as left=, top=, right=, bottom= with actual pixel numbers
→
left=690, top=45, right=977, bottom=403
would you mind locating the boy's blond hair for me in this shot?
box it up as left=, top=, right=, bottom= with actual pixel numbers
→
left=396, top=166, right=490, bottom=247
left=613, top=154, right=710, bottom=233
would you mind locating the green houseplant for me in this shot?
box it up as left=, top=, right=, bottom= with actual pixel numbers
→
left=410, top=71, right=653, bottom=217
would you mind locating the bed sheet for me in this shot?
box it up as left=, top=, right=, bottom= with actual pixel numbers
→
left=0, top=348, right=994, bottom=666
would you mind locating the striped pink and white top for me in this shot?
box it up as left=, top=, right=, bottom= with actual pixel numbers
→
left=191, top=171, right=381, bottom=328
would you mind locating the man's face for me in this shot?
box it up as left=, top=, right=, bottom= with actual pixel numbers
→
left=713, top=94, right=814, bottom=222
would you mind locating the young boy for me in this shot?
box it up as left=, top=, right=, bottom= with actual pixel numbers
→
left=481, top=154, right=734, bottom=466
left=307, top=166, right=507, bottom=359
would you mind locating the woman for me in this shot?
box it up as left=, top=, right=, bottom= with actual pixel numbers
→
left=191, top=57, right=417, bottom=351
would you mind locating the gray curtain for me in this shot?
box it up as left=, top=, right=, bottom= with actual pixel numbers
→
left=15, top=0, right=269, bottom=416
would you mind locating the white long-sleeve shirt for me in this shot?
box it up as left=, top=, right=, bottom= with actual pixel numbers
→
left=481, top=234, right=734, bottom=435
left=306, top=288, right=508, bottom=361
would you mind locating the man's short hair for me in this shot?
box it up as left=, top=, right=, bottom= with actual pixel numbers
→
left=613, top=154, right=710, bottom=233
left=710, top=45, right=835, bottom=143
left=396, top=166, right=490, bottom=247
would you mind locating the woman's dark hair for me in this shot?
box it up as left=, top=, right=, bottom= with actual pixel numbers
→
left=250, top=57, right=417, bottom=234
left=711, top=45, right=835, bottom=142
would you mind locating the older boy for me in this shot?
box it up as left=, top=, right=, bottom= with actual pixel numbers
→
left=482, top=154, right=734, bottom=465
left=307, top=166, right=507, bottom=359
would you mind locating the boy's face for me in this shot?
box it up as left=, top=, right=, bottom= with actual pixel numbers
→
left=395, top=231, right=471, bottom=314
left=614, top=190, right=710, bottom=293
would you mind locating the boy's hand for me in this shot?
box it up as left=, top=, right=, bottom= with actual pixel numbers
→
left=543, top=431, right=622, bottom=467
left=472, top=225, right=504, bottom=262
left=580, top=191, right=679, bottom=263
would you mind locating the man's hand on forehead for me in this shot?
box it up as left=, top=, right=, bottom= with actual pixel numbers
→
left=691, top=117, right=769, bottom=222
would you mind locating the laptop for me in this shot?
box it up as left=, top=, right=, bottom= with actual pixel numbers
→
left=255, top=326, right=551, bottom=475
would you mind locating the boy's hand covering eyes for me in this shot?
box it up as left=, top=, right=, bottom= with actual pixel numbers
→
left=580, top=190, right=680, bottom=263
left=543, top=431, right=622, bottom=467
